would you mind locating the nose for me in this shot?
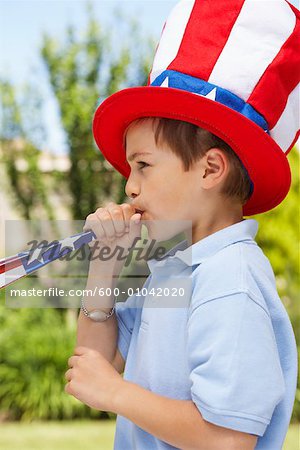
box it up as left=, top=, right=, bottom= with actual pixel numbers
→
left=125, top=172, right=140, bottom=199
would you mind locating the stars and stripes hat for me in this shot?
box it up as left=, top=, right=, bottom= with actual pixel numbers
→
left=93, top=0, right=300, bottom=216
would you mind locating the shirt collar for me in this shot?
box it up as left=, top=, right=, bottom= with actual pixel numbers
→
left=147, top=219, right=258, bottom=272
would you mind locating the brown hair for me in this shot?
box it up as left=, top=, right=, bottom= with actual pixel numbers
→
left=125, top=117, right=253, bottom=205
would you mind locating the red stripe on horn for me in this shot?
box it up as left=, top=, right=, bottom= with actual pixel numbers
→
left=168, top=0, right=246, bottom=80
left=0, top=256, right=23, bottom=274
left=248, top=8, right=300, bottom=129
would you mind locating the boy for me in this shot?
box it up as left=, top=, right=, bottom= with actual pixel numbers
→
left=64, top=1, right=299, bottom=449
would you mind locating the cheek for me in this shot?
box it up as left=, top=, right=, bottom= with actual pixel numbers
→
left=163, top=182, right=187, bottom=207
left=146, top=168, right=188, bottom=213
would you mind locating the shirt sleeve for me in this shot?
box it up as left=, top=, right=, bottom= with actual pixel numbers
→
left=115, top=294, right=139, bottom=361
left=187, top=292, right=285, bottom=436
left=115, top=275, right=152, bottom=361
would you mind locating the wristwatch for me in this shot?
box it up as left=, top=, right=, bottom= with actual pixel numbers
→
left=80, top=298, right=115, bottom=322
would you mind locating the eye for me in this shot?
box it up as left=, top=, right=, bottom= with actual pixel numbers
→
left=137, top=161, right=149, bottom=170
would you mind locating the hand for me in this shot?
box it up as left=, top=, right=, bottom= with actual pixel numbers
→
left=65, top=346, right=124, bottom=412
left=83, top=202, right=142, bottom=265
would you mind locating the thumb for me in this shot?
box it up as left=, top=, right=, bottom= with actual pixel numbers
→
left=128, top=213, right=142, bottom=243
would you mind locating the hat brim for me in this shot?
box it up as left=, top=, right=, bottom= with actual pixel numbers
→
left=93, top=86, right=291, bottom=216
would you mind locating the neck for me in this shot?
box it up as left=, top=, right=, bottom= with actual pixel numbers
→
left=185, top=199, right=244, bottom=245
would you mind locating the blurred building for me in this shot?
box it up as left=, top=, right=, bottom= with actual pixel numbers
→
left=0, top=139, right=72, bottom=256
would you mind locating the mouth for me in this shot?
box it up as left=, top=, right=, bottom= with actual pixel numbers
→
left=135, top=208, right=147, bottom=219
left=135, top=209, right=145, bottom=216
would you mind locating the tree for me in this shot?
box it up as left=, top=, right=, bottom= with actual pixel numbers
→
left=253, top=148, right=300, bottom=420
left=0, top=81, right=56, bottom=223
left=1, top=4, right=154, bottom=222
left=40, top=3, right=153, bottom=220
left=254, top=149, right=299, bottom=305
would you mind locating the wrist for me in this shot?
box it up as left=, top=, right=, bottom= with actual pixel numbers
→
left=88, top=260, right=117, bottom=276
left=81, top=289, right=116, bottom=311
left=111, top=379, right=132, bottom=415
left=88, top=257, right=124, bottom=280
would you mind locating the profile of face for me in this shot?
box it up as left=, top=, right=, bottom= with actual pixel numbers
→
left=125, top=119, right=243, bottom=245
left=125, top=119, right=198, bottom=243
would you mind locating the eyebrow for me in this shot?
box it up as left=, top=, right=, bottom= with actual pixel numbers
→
left=127, top=152, right=152, bottom=162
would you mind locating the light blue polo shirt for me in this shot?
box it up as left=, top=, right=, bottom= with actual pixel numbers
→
left=114, top=219, right=297, bottom=450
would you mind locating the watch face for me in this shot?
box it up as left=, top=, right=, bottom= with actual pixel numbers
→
left=81, top=297, right=115, bottom=322
left=88, top=310, right=109, bottom=322
left=86, top=307, right=115, bottom=322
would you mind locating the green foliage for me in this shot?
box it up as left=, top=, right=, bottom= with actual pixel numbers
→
left=0, top=299, right=113, bottom=421
left=0, top=4, right=153, bottom=222
left=254, top=150, right=299, bottom=293
left=0, top=82, right=56, bottom=221
left=253, top=148, right=300, bottom=421
left=40, top=4, right=153, bottom=220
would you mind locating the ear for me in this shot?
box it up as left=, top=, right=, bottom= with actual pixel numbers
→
left=201, top=148, right=228, bottom=189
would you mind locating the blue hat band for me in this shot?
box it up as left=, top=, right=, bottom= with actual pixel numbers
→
left=151, top=70, right=269, bottom=135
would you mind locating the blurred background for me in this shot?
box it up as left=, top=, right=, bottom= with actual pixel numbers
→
left=0, top=1, right=299, bottom=449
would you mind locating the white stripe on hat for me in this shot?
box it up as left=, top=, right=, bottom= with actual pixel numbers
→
left=208, top=0, right=296, bottom=101
left=270, top=83, right=300, bottom=153
left=0, top=264, right=27, bottom=289
left=150, top=0, right=195, bottom=83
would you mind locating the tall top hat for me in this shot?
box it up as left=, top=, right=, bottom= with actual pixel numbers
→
left=93, top=0, right=300, bottom=216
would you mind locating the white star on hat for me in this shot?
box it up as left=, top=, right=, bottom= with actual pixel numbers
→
left=160, top=77, right=169, bottom=87
left=194, top=87, right=217, bottom=101
left=160, top=77, right=216, bottom=101
left=202, top=87, right=217, bottom=101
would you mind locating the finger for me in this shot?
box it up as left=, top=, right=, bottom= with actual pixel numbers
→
left=65, top=368, right=73, bottom=382
left=83, top=212, right=106, bottom=246
left=106, top=203, right=127, bottom=237
left=128, top=212, right=142, bottom=243
left=68, top=355, right=79, bottom=368
left=121, top=203, right=135, bottom=231
left=65, top=381, right=73, bottom=395
left=74, top=346, right=89, bottom=356
left=94, top=207, right=116, bottom=241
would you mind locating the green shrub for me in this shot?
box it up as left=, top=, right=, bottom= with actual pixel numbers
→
left=0, top=299, right=112, bottom=421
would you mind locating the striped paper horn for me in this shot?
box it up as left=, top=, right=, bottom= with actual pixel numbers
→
left=0, top=230, right=96, bottom=289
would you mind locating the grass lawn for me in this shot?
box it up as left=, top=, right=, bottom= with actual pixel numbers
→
left=0, top=420, right=115, bottom=450
left=0, top=420, right=298, bottom=449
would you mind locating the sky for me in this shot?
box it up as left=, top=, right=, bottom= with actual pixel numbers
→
left=0, top=0, right=177, bottom=83
left=0, top=0, right=299, bottom=154
left=0, top=0, right=177, bottom=153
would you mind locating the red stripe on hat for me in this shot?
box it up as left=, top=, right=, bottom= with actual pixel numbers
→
left=168, top=0, right=246, bottom=80
left=248, top=8, right=300, bottom=129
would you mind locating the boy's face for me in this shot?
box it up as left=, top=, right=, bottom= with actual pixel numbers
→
left=125, top=119, right=203, bottom=242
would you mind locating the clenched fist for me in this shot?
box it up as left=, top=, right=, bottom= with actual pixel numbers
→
left=83, top=202, right=142, bottom=266
left=65, top=346, right=124, bottom=412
